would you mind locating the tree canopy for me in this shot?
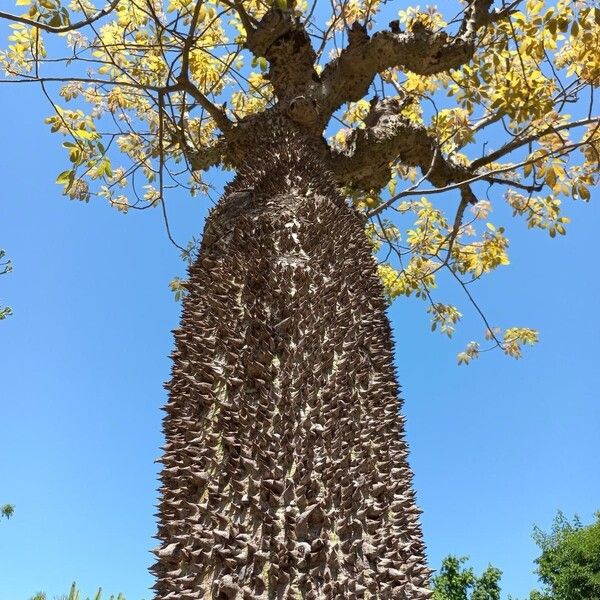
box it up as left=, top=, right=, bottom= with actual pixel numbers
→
left=0, top=0, right=598, bottom=362
left=432, top=555, right=502, bottom=600
left=528, top=511, right=600, bottom=600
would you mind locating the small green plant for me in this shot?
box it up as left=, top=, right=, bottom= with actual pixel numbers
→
left=432, top=555, right=502, bottom=600
left=65, top=583, right=126, bottom=600
left=33, top=584, right=126, bottom=600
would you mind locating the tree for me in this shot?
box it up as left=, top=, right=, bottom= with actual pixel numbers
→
left=528, top=511, right=600, bottom=600
left=432, top=555, right=502, bottom=600
left=31, top=583, right=127, bottom=600
left=0, top=0, right=598, bottom=598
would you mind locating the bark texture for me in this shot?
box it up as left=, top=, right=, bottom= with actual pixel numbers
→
left=152, top=124, right=430, bottom=599
left=186, top=1, right=510, bottom=197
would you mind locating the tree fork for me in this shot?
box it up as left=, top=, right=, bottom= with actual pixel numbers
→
left=152, top=125, right=431, bottom=599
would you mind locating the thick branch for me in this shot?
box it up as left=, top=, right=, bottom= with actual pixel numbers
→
left=331, top=96, right=470, bottom=194
left=178, top=78, right=232, bottom=132
left=244, top=7, right=294, bottom=57
left=245, top=8, right=319, bottom=108
left=0, top=0, right=120, bottom=33
left=319, top=0, right=509, bottom=118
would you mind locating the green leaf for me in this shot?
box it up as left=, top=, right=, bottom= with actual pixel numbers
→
left=56, top=170, right=73, bottom=185
left=72, top=129, right=96, bottom=141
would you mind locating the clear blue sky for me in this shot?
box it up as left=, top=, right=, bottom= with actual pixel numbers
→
left=1, top=10, right=599, bottom=600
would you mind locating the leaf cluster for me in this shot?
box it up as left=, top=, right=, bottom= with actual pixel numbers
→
left=431, top=555, right=502, bottom=600
left=528, top=511, right=600, bottom=600
left=30, top=583, right=127, bottom=600
left=0, top=0, right=598, bottom=363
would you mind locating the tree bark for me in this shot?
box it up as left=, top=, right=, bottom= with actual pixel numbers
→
left=152, top=123, right=431, bottom=599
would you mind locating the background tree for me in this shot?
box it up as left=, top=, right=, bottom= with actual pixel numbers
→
left=432, top=555, right=502, bottom=600
left=527, top=511, right=600, bottom=600
left=30, top=583, right=127, bottom=600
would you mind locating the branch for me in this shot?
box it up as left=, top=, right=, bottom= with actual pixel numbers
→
left=318, top=0, right=512, bottom=118
left=331, top=96, right=470, bottom=194
left=483, top=175, right=543, bottom=192
left=176, top=77, right=232, bottom=132
left=471, top=116, right=600, bottom=169
left=175, top=3, right=232, bottom=133
left=179, top=0, right=205, bottom=79
left=334, top=104, right=599, bottom=214
left=219, top=0, right=258, bottom=36
left=369, top=138, right=593, bottom=214
left=0, top=0, right=120, bottom=34
left=244, top=8, right=319, bottom=108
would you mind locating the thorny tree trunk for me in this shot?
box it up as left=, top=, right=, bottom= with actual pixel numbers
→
left=152, top=124, right=431, bottom=599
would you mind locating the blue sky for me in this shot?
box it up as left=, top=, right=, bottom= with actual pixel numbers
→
left=1, top=5, right=600, bottom=600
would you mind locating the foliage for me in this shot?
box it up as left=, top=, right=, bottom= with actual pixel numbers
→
left=528, top=511, right=600, bottom=600
left=432, top=555, right=502, bottom=600
left=31, top=583, right=127, bottom=600
left=0, top=1, right=598, bottom=363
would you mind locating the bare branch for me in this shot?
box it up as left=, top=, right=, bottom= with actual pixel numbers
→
left=483, top=176, right=543, bottom=192
left=176, top=77, right=232, bottom=132
left=172, top=2, right=233, bottom=133
left=472, top=116, right=600, bottom=169
left=0, top=0, right=120, bottom=34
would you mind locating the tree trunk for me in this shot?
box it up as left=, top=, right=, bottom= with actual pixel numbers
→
left=152, top=125, right=431, bottom=599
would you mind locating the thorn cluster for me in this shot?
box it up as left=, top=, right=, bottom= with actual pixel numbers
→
left=152, top=124, right=431, bottom=599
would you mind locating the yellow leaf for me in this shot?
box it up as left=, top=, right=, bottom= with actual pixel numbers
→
left=545, top=167, right=557, bottom=188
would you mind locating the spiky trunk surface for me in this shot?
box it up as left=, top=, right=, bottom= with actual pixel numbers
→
left=152, top=125, right=431, bottom=600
